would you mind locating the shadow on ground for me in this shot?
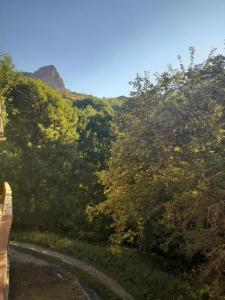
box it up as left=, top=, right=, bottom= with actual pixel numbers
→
left=9, top=261, right=87, bottom=300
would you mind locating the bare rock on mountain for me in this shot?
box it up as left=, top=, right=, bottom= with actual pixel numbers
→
left=24, top=65, right=65, bottom=90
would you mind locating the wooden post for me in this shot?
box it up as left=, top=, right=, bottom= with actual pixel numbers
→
left=0, top=183, right=13, bottom=300
left=0, top=92, right=6, bottom=140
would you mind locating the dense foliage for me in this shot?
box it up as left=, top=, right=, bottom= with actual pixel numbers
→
left=90, top=50, right=225, bottom=289
left=2, top=49, right=225, bottom=295
left=0, top=56, right=116, bottom=239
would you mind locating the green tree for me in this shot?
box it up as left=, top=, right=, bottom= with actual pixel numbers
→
left=63, top=98, right=115, bottom=240
left=0, top=55, right=18, bottom=125
left=90, top=50, right=225, bottom=286
left=2, top=77, right=79, bottom=229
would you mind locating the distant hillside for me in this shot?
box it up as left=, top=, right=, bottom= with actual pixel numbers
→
left=23, top=65, right=129, bottom=103
left=60, top=89, right=92, bottom=101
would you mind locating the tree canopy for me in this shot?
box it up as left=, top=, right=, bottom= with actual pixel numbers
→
left=2, top=49, right=225, bottom=292
left=89, top=50, right=225, bottom=286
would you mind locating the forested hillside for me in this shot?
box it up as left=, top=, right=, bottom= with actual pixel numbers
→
left=1, top=49, right=225, bottom=298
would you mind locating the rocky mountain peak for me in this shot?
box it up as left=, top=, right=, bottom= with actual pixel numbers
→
left=24, top=65, right=65, bottom=90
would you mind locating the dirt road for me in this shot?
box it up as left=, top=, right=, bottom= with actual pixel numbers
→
left=10, top=241, right=135, bottom=300
left=9, top=248, right=89, bottom=300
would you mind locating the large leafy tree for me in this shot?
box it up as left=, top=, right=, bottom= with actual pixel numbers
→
left=90, top=51, right=225, bottom=284
left=2, top=76, right=79, bottom=229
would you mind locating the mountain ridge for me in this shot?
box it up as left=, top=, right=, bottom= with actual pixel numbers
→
left=23, top=65, right=65, bottom=90
left=23, top=65, right=129, bottom=101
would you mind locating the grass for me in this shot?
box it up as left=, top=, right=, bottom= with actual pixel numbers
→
left=11, top=230, right=222, bottom=300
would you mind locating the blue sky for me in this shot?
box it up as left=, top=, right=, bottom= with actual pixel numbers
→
left=0, top=0, right=225, bottom=97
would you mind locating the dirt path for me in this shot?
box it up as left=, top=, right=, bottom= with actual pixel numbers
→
left=10, top=241, right=135, bottom=300
left=10, top=249, right=90, bottom=300
left=10, top=248, right=51, bottom=266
